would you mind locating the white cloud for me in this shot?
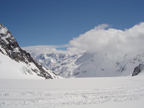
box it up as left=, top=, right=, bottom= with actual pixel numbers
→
left=22, top=44, right=72, bottom=56
left=23, top=22, right=144, bottom=56
left=69, top=22, right=144, bottom=55
left=23, top=44, right=70, bottom=50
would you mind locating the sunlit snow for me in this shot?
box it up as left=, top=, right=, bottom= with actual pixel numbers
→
left=1, top=75, right=144, bottom=108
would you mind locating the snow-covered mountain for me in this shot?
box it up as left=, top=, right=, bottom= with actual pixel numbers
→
left=23, top=45, right=144, bottom=78
left=0, top=23, right=58, bottom=79
left=73, top=52, right=144, bottom=77
left=23, top=46, right=83, bottom=78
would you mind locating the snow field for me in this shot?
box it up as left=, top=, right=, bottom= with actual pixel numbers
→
left=1, top=76, right=144, bottom=108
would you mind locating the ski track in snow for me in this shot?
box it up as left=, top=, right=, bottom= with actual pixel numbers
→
left=1, top=83, right=144, bottom=108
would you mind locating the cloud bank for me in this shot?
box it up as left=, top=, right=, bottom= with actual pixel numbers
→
left=69, top=22, right=144, bottom=55
left=23, top=22, right=144, bottom=56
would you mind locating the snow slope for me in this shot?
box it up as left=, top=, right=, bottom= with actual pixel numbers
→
left=0, top=52, right=44, bottom=79
left=1, top=74, right=144, bottom=108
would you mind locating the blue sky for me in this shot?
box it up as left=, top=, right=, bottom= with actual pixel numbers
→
left=0, top=0, right=144, bottom=47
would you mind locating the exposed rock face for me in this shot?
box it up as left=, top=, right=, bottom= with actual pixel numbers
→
left=132, top=64, right=144, bottom=76
left=0, top=23, right=58, bottom=79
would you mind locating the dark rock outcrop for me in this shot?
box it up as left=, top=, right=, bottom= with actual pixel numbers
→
left=132, top=64, right=144, bottom=76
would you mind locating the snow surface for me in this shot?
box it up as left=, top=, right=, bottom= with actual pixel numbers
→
left=0, top=52, right=44, bottom=79
left=0, top=75, right=144, bottom=108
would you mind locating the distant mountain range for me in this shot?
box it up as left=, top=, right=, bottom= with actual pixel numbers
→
left=0, top=23, right=58, bottom=79
left=23, top=46, right=144, bottom=78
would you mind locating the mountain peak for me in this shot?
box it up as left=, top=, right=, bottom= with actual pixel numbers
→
left=0, top=23, right=58, bottom=79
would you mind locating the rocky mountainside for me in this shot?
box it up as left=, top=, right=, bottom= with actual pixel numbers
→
left=0, top=23, right=58, bottom=79
left=24, top=46, right=144, bottom=78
